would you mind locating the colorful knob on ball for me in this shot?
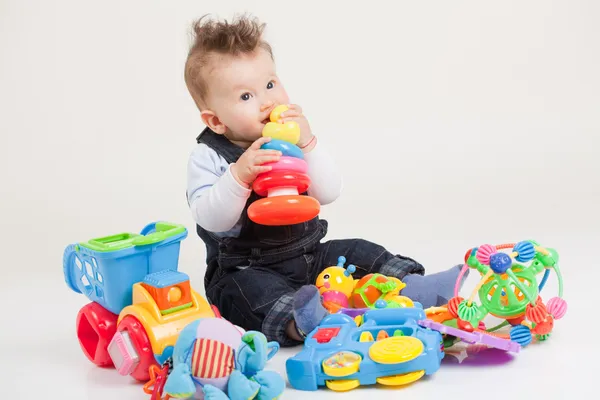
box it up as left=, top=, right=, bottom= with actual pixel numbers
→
left=525, top=298, right=548, bottom=324
left=546, top=297, right=567, bottom=319
left=489, top=252, right=512, bottom=274
left=457, top=301, right=480, bottom=326
left=513, top=241, right=536, bottom=263
left=475, top=244, right=496, bottom=265
left=510, top=325, right=532, bottom=347
left=532, top=316, right=554, bottom=336
left=447, top=296, right=463, bottom=318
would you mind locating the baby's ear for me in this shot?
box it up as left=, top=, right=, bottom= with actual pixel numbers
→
left=201, top=110, right=227, bottom=134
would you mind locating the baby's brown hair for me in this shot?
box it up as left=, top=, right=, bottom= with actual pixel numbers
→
left=184, top=14, right=273, bottom=110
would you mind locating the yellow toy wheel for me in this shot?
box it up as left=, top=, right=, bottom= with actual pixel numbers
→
left=376, top=370, right=425, bottom=386
left=325, top=379, right=361, bottom=392
left=369, top=336, right=424, bottom=364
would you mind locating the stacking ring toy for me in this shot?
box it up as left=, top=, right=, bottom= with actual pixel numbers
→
left=262, top=121, right=301, bottom=144
left=247, top=105, right=320, bottom=226
left=253, top=171, right=311, bottom=197
left=264, top=156, right=307, bottom=173
left=261, top=138, right=304, bottom=159
left=446, top=240, right=566, bottom=348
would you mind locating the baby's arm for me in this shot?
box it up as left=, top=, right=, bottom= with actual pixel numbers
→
left=303, top=138, right=343, bottom=205
left=187, top=144, right=251, bottom=232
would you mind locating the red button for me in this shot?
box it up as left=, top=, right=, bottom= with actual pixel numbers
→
left=313, top=327, right=341, bottom=343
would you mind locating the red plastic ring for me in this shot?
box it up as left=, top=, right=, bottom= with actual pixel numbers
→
left=252, top=170, right=311, bottom=197
left=247, top=195, right=320, bottom=226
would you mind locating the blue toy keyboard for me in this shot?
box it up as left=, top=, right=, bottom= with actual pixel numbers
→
left=286, top=307, right=444, bottom=391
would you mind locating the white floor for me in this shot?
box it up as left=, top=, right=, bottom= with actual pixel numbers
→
left=2, top=239, right=596, bottom=400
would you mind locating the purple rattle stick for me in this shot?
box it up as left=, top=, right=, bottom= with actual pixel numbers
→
left=419, top=319, right=521, bottom=353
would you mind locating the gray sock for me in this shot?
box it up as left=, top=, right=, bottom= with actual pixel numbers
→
left=401, top=264, right=468, bottom=308
left=292, top=285, right=328, bottom=337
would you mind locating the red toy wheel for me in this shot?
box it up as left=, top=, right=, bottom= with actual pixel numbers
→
left=252, top=171, right=311, bottom=197
left=248, top=195, right=320, bottom=226
left=116, top=315, right=159, bottom=382
left=76, top=302, right=118, bottom=367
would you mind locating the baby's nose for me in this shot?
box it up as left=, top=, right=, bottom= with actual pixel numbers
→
left=260, top=101, right=274, bottom=112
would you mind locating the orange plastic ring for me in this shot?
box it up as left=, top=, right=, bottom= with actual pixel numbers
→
left=252, top=171, right=311, bottom=197
left=247, top=195, right=320, bottom=226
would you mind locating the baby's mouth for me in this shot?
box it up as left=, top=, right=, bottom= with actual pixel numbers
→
left=261, top=117, right=270, bottom=125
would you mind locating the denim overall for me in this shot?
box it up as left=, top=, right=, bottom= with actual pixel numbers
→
left=194, top=128, right=425, bottom=346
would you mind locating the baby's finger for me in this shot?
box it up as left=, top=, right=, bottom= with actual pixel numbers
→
left=278, top=109, right=301, bottom=120
left=254, top=154, right=281, bottom=165
left=256, top=149, right=282, bottom=157
left=278, top=116, right=304, bottom=125
left=250, top=136, right=272, bottom=149
left=251, top=165, right=272, bottom=174
left=287, top=104, right=303, bottom=114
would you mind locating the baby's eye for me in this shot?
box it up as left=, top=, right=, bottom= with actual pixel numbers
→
left=240, top=93, right=252, bottom=101
left=266, top=80, right=275, bottom=89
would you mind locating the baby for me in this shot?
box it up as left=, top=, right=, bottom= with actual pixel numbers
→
left=184, top=15, right=468, bottom=346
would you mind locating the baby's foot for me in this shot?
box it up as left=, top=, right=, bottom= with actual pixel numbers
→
left=292, top=285, right=328, bottom=337
left=401, top=265, right=468, bottom=308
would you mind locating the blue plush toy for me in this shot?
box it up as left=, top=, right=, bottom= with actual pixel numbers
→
left=163, top=317, right=285, bottom=400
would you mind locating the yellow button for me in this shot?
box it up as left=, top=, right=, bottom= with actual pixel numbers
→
left=369, top=336, right=424, bottom=364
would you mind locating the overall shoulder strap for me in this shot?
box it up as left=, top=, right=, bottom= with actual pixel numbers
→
left=196, top=127, right=245, bottom=164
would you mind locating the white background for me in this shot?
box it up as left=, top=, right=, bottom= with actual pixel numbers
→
left=1, top=0, right=599, bottom=398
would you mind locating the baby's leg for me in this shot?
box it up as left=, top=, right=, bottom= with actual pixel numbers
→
left=314, top=239, right=468, bottom=308
left=206, top=268, right=304, bottom=347
left=291, top=285, right=328, bottom=339
left=400, top=265, right=468, bottom=307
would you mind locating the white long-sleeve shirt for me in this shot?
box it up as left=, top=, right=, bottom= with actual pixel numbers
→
left=186, top=138, right=343, bottom=237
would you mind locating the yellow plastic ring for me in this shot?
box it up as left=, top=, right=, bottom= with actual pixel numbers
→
left=262, top=121, right=300, bottom=145
left=270, top=104, right=289, bottom=122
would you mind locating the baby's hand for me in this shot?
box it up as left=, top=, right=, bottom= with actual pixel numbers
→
left=231, top=137, right=281, bottom=188
left=278, top=104, right=314, bottom=149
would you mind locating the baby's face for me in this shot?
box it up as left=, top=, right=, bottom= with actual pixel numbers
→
left=204, top=48, right=290, bottom=146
